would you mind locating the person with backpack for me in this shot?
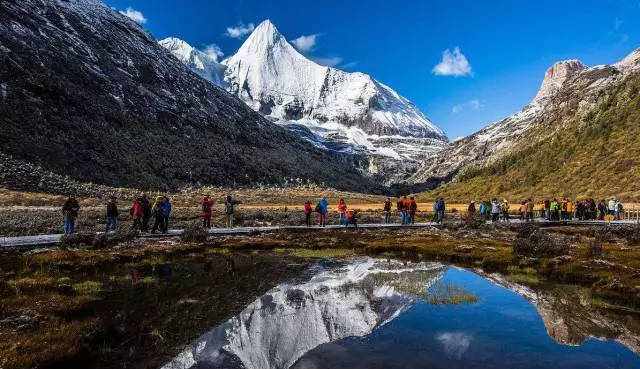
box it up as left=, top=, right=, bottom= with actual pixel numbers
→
left=160, top=196, right=172, bottom=233
left=337, top=198, right=348, bottom=226
left=317, top=197, right=329, bottom=227
left=526, top=199, right=535, bottom=222
left=151, top=196, right=165, bottom=234
left=435, top=198, right=446, bottom=224
left=140, top=194, right=151, bottom=232
left=130, top=196, right=144, bottom=231
left=304, top=201, right=313, bottom=227
left=106, top=196, right=119, bottom=232
left=467, top=201, right=476, bottom=216
left=490, top=198, right=501, bottom=222
left=62, top=196, right=80, bottom=235
left=383, top=198, right=392, bottom=224
left=397, top=197, right=406, bottom=224
left=501, top=199, right=510, bottom=222
left=224, top=195, right=240, bottom=228
left=408, top=197, right=418, bottom=224
left=201, top=196, right=214, bottom=229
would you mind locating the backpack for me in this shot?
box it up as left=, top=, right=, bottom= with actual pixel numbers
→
left=315, top=203, right=321, bottom=213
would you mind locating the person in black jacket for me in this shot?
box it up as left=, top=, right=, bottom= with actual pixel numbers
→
left=140, top=194, right=151, bottom=232
left=62, top=196, right=80, bottom=235
left=106, top=196, right=119, bottom=232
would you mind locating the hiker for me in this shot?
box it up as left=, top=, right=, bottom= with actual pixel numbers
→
left=550, top=198, right=560, bottom=221
left=62, top=196, right=80, bottom=235
left=160, top=196, right=172, bottom=233
left=130, top=196, right=144, bottom=231
left=435, top=198, right=446, bottom=224
left=518, top=201, right=526, bottom=221
left=317, top=197, right=329, bottom=227
left=478, top=201, right=487, bottom=219
left=608, top=198, right=617, bottom=216
left=560, top=198, right=568, bottom=221
left=304, top=200, right=313, bottom=227
left=397, top=197, right=406, bottom=224
left=409, top=197, right=418, bottom=224
left=106, top=196, right=118, bottom=232
left=201, top=196, right=214, bottom=229
left=467, top=201, right=476, bottom=216
left=543, top=199, right=551, bottom=220
left=151, top=196, right=165, bottom=233
left=490, top=198, right=501, bottom=222
left=501, top=200, right=510, bottom=222
left=337, top=198, right=348, bottom=226
left=140, top=194, right=151, bottom=232
left=346, top=209, right=358, bottom=228
left=526, top=199, right=534, bottom=222
left=616, top=201, right=624, bottom=220
left=566, top=199, right=575, bottom=221
left=224, top=195, right=240, bottom=228
left=597, top=200, right=607, bottom=220
left=383, top=198, right=392, bottom=224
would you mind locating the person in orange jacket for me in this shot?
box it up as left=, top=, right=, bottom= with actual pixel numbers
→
left=408, top=197, right=418, bottom=224
left=201, top=196, right=214, bottom=229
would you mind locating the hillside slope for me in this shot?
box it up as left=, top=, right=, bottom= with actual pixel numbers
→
left=0, top=0, right=376, bottom=193
left=421, top=52, right=640, bottom=201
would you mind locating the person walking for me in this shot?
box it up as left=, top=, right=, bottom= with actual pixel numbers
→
left=467, top=201, right=476, bottom=216
left=224, top=194, right=240, bottom=228
left=106, top=196, right=119, bottom=232
left=435, top=198, right=446, bottom=224
left=201, top=196, right=214, bottom=229
left=383, top=198, right=392, bottom=224
left=151, top=196, right=164, bottom=233
left=409, top=197, right=418, bottom=224
left=491, top=198, right=501, bottom=222
left=318, top=197, right=329, bottom=227
left=130, top=196, right=144, bottom=231
left=597, top=200, right=607, bottom=220
left=398, top=197, right=406, bottom=224
left=608, top=198, right=617, bottom=217
left=160, top=196, right=172, bottom=233
left=140, top=194, right=151, bottom=232
left=337, top=198, right=348, bottom=226
left=526, top=199, right=534, bottom=222
left=304, top=200, right=313, bottom=227
left=501, top=199, right=510, bottom=222
left=62, top=196, right=80, bottom=235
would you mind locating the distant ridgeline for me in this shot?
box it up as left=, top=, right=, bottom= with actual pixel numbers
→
left=415, top=49, right=640, bottom=201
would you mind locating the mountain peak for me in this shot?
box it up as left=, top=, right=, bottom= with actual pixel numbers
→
left=615, top=47, right=640, bottom=71
left=238, top=19, right=284, bottom=54
left=534, top=59, right=586, bottom=102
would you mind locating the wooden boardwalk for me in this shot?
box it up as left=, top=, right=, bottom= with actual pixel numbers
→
left=1, top=219, right=638, bottom=249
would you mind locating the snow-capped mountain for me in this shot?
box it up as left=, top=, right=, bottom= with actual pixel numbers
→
left=160, top=20, right=447, bottom=181
left=158, top=37, right=226, bottom=86
left=161, top=258, right=445, bottom=369
left=410, top=48, right=640, bottom=185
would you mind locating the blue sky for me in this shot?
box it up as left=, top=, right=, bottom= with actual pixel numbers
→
left=106, top=0, right=640, bottom=139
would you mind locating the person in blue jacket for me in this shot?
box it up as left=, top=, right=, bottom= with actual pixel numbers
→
left=160, top=196, right=172, bottom=233
left=318, top=197, right=329, bottom=227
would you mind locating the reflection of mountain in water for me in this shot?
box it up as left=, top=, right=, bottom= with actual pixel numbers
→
left=486, top=273, right=640, bottom=354
left=161, top=258, right=445, bottom=369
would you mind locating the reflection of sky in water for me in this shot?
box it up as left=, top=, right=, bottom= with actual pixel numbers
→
left=293, top=268, right=640, bottom=369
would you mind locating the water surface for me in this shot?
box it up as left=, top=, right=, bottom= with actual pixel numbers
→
left=162, top=257, right=640, bottom=369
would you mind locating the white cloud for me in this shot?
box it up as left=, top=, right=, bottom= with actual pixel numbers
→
left=452, top=99, right=483, bottom=114
left=291, top=34, right=319, bottom=52
left=313, top=56, right=343, bottom=67
left=436, top=332, right=472, bottom=359
left=203, top=44, right=224, bottom=61
left=433, top=47, right=472, bottom=77
left=119, top=7, right=147, bottom=24
left=225, top=22, right=255, bottom=38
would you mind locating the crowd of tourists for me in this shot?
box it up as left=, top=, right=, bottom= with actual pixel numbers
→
left=467, top=197, right=625, bottom=223
left=59, top=194, right=628, bottom=235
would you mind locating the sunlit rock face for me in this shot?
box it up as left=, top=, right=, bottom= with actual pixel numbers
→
left=161, top=258, right=445, bottom=369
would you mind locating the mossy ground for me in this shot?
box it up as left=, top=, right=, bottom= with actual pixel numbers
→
left=2, top=224, right=640, bottom=368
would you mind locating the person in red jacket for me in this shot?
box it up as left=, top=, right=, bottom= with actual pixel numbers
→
left=130, top=196, right=144, bottom=231
left=304, top=201, right=313, bottom=227
left=201, top=196, right=214, bottom=228
left=408, top=197, right=418, bottom=224
left=337, top=198, right=348, bottom=226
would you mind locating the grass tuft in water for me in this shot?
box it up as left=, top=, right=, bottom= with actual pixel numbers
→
left=425, top=282, right=479, bottom=305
